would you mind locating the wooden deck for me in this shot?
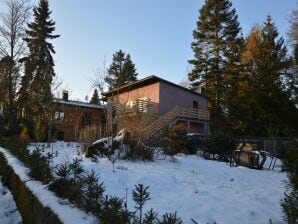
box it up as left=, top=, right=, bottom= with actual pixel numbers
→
left=144, top=105, right=209, bottom=137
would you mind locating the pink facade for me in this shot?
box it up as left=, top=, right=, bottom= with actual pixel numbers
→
left=107, top=79, right=208, bottom=116
left=110, top=82, right=160, bottom=104
left=158, top=81, right=208, bottom=115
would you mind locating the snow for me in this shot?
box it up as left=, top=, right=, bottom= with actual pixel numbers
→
left=0, top=178, right=22, bottom=224
left=26, top=141, right=287, bottom=224
left=53, top=98, right=105, bottom=109
left=0, top=147, right=98, bottom=224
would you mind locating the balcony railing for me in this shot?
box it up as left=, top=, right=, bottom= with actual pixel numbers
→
left=114, top=100, right=159, bottom=115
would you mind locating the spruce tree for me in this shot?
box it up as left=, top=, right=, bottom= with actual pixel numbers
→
left=240, top=16, right=297, bottom=136
left=90, top=89, right=100, bottom=104
left=100, top=196, right=132, bottom=223
left=82, top=170, right=105, bottom=215
left=132, top=184, right=151, bottom=224
left=19, top=0, right=59, bottom=120
left=143, top=208, right=158, bottom=224
left=280, top=141, right=298, bottom=223
left=188, top=0, right=243, bottom=134
left=105, top=50, right=138, bottom=90
left=157, top=212, right=182, bottom=224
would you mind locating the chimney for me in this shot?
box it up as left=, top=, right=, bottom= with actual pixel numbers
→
left=62, top=90, right=69, bottom=101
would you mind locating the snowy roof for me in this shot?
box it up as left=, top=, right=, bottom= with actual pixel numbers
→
left=54, top=98, right=106, bottom=109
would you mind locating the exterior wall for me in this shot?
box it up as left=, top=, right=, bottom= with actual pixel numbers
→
left=108, top=82, right=160, bottom=104
left=53, top=104, right=105, bottom=141
left=158, top=81, right=208, bottom=115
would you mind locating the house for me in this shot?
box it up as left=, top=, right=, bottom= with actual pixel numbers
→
left=102, top=75, right=210, bottom=137
left=53, top=91, right=106, bottom=141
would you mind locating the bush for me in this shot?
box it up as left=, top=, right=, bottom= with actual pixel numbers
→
left=18, top=124, right=31, bottom=144
left=161, top=128, right=196, bottom=157
left=203, top=135, right=235, bottom=160
left=78, top=125, right=101, bottom=152
left=125, top=138, right=155, bottom=161
left=2, top=137, right=30, bottom=163
left=27, top=148, right=53, bottom=184
left=280, top=140, right=298, bottom=223
left=33, top=121, right=49, bottom=142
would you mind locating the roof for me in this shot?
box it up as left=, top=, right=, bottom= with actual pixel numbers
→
left=53, top=98, right=106, bottom=109
left=102, top=75, right=207, bottom=98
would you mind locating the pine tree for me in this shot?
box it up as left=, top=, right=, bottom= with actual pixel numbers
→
left=100, top=196, right=132, bottom=224
left=143, top=208, right=158, bottom=224
left=157, top=212, right=182, bottom=224
left=28, top=148, right=53, bottom=184
left=82, top=169, right=105, bottom=215
left=188, top=0, right=243, bottom=134
left=280, top=141, right=298, bottom=223
left=90, top=89, right=100, bottom=104
left=19, top=0, right=59, bottom=120
left=240, top=16, right=297, bottom=136
left=105, top=50, right=138, bottom=90
left=69, top=158, right=84, bottom=182
left=132, top=184, right=151, bottom=224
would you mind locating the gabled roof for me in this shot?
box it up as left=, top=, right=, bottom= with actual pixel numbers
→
left=53, top=98, right=106, bottom=109
left=102, top=75, right=207, bottom=98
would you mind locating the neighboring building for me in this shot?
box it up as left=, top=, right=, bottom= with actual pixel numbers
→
left=53, top=91, right=106, bottom=141
left=102, top=75, right=210, bottom=137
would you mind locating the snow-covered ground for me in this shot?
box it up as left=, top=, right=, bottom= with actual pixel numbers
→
left=28, top=142, right=287, bottom=224
left=0, top=178, right=22, bottom=224
left=0, top=147, right=98, bottom=224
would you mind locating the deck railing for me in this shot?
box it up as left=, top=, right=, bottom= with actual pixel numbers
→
left=145, top=105, right=209, bottom=137
left=114, top=100, right=159, bottom=115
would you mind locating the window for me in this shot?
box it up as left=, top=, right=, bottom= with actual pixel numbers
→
left=193, top=101, right=199, bottom=109
left=55, top=111, right=64, bottom=121
left=82, top=112, right=91, bottom=126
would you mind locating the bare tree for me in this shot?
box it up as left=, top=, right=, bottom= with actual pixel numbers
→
left=90, top=58, right=108, bottom=102
left=89, top=58, right=110, bottom=136
left=0, top=0, right=31, bottom=128
left=288, top=9, right=298, bottom=48
left=0, top=0, right=31, bottom=60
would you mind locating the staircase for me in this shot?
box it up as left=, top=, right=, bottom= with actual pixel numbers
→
left=144, top=105, right=209, bottom=138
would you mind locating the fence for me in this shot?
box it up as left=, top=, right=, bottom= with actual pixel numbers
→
left=233, top=136, right=296, bottom=155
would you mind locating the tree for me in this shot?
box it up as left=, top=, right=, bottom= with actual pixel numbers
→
left=287, top=9, right=298, bottom=105
left=188, top=0, right=244, bottom=134
left=0, top=0, right=31, bottom=129
left=0, top=0, right=30, bottom=59
left=18, top=0, right=59, bottom=121
left=280, top=141, right=298, bottom=223
left=239, top=16, right=297, bottom=137
left=100, top=196, right=132, bottom=223
left=90, top=88, right=100, bottom=104
left=143, top=209, right=158, bottom=224
left=157, top=212, right=182, bottom=224
left=105, top=50, right=138, bottom=90
left=82, top=169, right=105, bottom=215
left=132, top=184, right=151, bottom=224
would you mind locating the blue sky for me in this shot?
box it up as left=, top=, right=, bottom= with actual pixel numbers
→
left=3, top=0, right=298, bottom=100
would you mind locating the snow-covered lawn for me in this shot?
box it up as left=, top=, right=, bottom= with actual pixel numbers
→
left=0, top=147, right=98, bottom=224
left=0, top=178, right=22, bottom=224
left=29, top=142, right=287, bottom=224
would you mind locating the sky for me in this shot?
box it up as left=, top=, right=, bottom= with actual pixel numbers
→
left=2, top=0, right=297, bottom=101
